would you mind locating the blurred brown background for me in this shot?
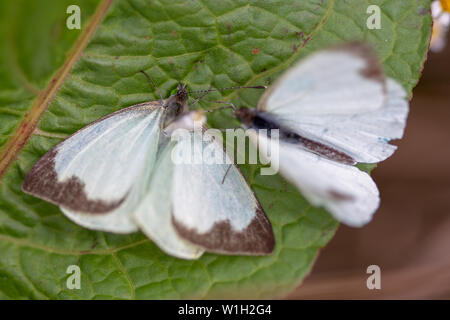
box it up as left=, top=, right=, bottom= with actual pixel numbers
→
left=288, top=35, right=450, bottom=299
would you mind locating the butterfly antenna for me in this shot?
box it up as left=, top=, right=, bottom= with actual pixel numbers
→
left=140, top=70, right=164, bottom=104
left=188, top=83, right=214, bottom=108
left=188, top=84, right=264, bottom=110
left=187, top=85, right=266, bottom=94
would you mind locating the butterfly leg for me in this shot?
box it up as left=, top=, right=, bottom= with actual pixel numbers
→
left=203, top=100, right=237, bottom=112
left=187, top=86, right=213, bottom=108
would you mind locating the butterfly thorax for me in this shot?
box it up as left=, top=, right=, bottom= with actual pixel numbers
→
left=162, top=83, right=189, bottom=127
left=235, top=107, right=284, bottom=133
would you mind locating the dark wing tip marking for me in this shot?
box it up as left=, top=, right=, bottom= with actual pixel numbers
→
left=171, top=206, right=275, bottom=255
left=22, top=148, right=126, bottom=214
left=330, top=41, right=386, bottom=87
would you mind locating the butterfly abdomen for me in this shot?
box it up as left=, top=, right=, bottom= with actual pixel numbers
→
left=248, top=111, right=356, bottom=165
left=283, top=131, right=356, bottom=165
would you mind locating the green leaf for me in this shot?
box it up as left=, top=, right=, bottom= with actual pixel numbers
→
left=0, top=0, right=431, bottom=299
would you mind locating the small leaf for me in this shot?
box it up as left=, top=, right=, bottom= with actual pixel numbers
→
left=0, top=0, right=431, bottom=299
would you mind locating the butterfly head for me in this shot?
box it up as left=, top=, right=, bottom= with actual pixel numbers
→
left=165, top=83, right=188, bottom=106
left=233, top=107, right=256, bottom=127
left=164, top=83, right=189, bottom=120
left=175, top=83, right=188, bottom=103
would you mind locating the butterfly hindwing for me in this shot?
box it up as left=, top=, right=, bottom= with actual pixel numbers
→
left=252, top=131, right=380, bottom=227
left=133, top=139, right=205, bottom=259
left=170, top=129, right=275, bottom=255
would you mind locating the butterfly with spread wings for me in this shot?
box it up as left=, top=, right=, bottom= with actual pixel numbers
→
left=23, top=83, right=274, bottom=259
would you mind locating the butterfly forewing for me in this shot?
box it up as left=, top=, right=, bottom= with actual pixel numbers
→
left=23, top=102, right=163, bottom=233
left=257, top=42, right=408, bottom=164
left=268, top=77, right=408, bottom=164
left=258, top=42, right=387, bottom=116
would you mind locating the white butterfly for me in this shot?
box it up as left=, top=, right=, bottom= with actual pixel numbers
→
left=23, top=84, right=274, bottom=259
left=234, top=42, right=409, bottom=227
